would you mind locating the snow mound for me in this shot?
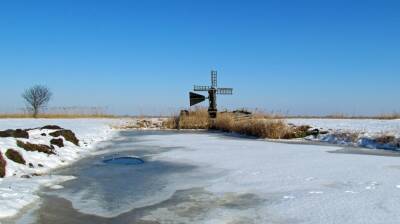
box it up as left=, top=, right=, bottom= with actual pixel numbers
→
left=288, top=119, right=400, bottom=150
left=0, top=118, right=124, bottom=218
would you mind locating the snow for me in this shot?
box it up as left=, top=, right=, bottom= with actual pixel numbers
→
left=287, top=119, right=400, bottom=150
left=138, top=133, right=400, bottom=224
left=287, top=118, right=400, bottom=137
left=0, top=118, right=122, bottom=218
left=2, top=118, right=400, bottom=222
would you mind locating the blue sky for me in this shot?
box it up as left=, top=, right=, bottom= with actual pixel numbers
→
left=0, top=0, right=399, bottom=115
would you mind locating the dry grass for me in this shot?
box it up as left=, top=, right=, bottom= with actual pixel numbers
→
left=162, top=116, right=180, bottom=129
left=375, top=135, right=396, bottom=144
left=165, top=108, right=210, bottom=129
left=214, top=113, right=234, bottom=132
left=0, top=113, right=116, bottom=119
left=164, top=108, right=291, bottom=139
left=230, top=118, right=288, bottom=139
left=178, top=108, right=210, bottom=129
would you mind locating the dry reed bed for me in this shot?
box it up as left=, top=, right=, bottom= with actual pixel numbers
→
left=163, top=109, right=299, bottom=139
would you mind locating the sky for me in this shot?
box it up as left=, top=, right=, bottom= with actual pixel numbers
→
left=0, top=0, right=399, bottom=116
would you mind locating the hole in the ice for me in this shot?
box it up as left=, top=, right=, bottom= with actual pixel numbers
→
left=103, top=156, right=144, bottom=165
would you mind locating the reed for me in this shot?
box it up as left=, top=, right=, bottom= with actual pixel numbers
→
left=164, top=108, right=291, bottom=139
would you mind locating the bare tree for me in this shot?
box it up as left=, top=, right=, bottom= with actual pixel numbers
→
left=22, top=85, right=52, bottom=118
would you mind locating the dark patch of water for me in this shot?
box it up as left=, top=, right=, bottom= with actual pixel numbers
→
left=103, top=156, right=145, bottom=165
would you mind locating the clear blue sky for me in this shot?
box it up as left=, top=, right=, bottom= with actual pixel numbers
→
left=0, top=0, right=399, bottom=116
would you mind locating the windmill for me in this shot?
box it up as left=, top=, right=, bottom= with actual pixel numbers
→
left=189, top=70, right=233, bottom=118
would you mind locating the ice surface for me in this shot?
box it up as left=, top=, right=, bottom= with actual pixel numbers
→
left=137, top=133, right=400, bottom=223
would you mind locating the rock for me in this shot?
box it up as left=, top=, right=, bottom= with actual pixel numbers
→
left=319, top=130, right=329, bottom=135
left=50, top=138, right=64, bottom=148
left=0, top=152, right=6, bottom=178
left=16, top=140, right=55, bottom=155
left=306, top=128, right=320, bottom=137
left=21, top=174, right=31, bottom=179
left=41, top=133, right=47, bottom=136
left=40, top=125, right=62, bottom=130
left=49, top=130, right=79, bottom=146
left=28, top=163, right=34, bottom=168
left=38, top=164, right=44, bottom=167
left=5, top=149, right=26, bottom=165
left=0, top=129, right=29, bottom=139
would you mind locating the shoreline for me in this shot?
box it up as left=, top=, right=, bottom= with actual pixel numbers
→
left=0, top=118, right=124, bottom=219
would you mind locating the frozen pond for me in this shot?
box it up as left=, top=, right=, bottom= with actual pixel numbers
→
left=7, top=130, right=400, bottom=223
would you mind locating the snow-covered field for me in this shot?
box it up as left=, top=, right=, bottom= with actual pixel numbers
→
left=288, top=119, right=400, bottom=137
left=0, top=119, right=122, bottom=218
left=288, top=119, right=400, bottom=149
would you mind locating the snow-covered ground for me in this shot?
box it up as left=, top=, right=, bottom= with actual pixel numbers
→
left=287, top=119, right=400, bottom=149
left=0, top=119, right=123, bottom=218
left=2, top=118, right=400, bottom=222
left=287, top=119, right=400, bottom=137
left=138, top=133, right=400, bottom=224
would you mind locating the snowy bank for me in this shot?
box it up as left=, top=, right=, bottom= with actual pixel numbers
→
left=0, top=118, right=123, bottom=218
left=287, top=119, right=400, bottom=150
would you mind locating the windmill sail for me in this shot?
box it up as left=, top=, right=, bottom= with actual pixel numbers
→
left=190, top=92, right=206, bottom=106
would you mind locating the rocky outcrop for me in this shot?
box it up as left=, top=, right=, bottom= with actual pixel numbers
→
left=0, top=129, right=29, bottom=139
left=40, top=125, right=63, bottom=130
left=50, top=138, right=64, bottom=148
left=5, top=149, right=26, bottom=165
left=16, top=140, right=55, bottom=155
left=49, top=130, right=79, bottom=146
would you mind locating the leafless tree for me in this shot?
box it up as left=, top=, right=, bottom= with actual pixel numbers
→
left=22, top=85, right=52, bottom=118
